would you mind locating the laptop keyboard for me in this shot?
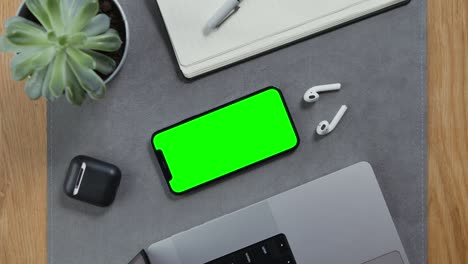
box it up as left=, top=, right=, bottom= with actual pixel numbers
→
left=205, top=234, right=296, bottom=264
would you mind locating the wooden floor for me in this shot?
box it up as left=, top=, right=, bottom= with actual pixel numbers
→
left=0, top=0, right=467, bottom=263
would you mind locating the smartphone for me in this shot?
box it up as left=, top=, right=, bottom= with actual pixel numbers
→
left=151, top=87, right=299, bottom=194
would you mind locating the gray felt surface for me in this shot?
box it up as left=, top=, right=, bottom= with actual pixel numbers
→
left=47, top=0, right=427, bottom=263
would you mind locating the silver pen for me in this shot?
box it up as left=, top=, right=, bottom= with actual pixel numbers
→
left=205, top=0, right=243, bottom=32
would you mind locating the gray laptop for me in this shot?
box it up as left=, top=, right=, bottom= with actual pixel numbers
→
left=130, top=162, right=409, bottom=264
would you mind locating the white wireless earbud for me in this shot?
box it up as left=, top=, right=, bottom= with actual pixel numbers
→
left=304, top=83, right=341, bottom=103
left=316, top=105, right=348, bottom=136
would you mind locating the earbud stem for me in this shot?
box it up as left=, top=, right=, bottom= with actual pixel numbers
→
left=313, top=83, right=341, bottom=93
left=329, top=105, right=348, bottom=129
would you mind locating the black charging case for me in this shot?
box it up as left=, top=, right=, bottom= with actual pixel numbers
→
left=64, top=155, right=121, bottom=207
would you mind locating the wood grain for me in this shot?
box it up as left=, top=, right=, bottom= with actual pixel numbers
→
left=427, top=0, right=468, bottom=263
left=0, top=0, right=47, bottom=263
left=0, top=0, right=467, bottom=263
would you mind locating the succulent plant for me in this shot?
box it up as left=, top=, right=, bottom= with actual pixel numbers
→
left=0, top=0, right=123, bottom=105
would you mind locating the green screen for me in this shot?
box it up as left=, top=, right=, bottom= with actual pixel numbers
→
left=152, top=88, right=298, bottom=194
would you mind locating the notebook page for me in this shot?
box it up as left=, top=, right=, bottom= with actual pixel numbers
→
left=157, top=0, right=367, bottom=67
left=176, top=0, right=404, bottom=77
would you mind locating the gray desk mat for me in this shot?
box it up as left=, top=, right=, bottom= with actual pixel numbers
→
left=47, top=0, right=427, bottom=263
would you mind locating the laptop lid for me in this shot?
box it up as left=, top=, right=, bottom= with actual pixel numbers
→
left=144, top=162, right=409, bottom=264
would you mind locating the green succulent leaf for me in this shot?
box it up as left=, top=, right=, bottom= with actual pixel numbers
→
left=11, top=47, right=56, bottom=81
left=1, top=34, right=45, bottom=54
left=63, top=0, right=87, bottom=21
left=7, top=30, right=49, bottom=47
left=67, top=32, right=88, bottom=46
left=0, top=35, right=18, bottom=53
left=5, top=17, right=49, bottom=46
left=45, top=0, right=64, bottom=34
left=25, top=66, right=48, bottom=100
left=5, top=16, right=44, bottom=31
left=66, top=84, right=87, bottom=105
left=81, top=29, right=122, bottom=52
left=60, top=0, right=76, bottom=23
left=46, top=31, right=57, bottom=42
left=49, top=50, right=68, bottom=97
left=41, top=63, right=58, bottom=101
left=65, top=63, right=87, bottom=105
left=25, top=0, right=53, bottom=31
left=68, top=54, right=106, bottom=99
left=66, top=47, right=96, bottom=69
left=68, top=0, right=99, bottom=34
left=83, top=49, right=116, bottom=75
left=83, top=14, right=111, bottom=37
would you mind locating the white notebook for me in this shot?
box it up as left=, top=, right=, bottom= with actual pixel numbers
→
left=156, top=0, right=409, bottom=78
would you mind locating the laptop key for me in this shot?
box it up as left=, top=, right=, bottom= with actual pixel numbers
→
left=274, top=235, right=291, bottom=254
left=232, top=251, right=250, bottom=264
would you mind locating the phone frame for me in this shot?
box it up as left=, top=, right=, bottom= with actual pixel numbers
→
left=151, top=87, right=300, bottom=195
